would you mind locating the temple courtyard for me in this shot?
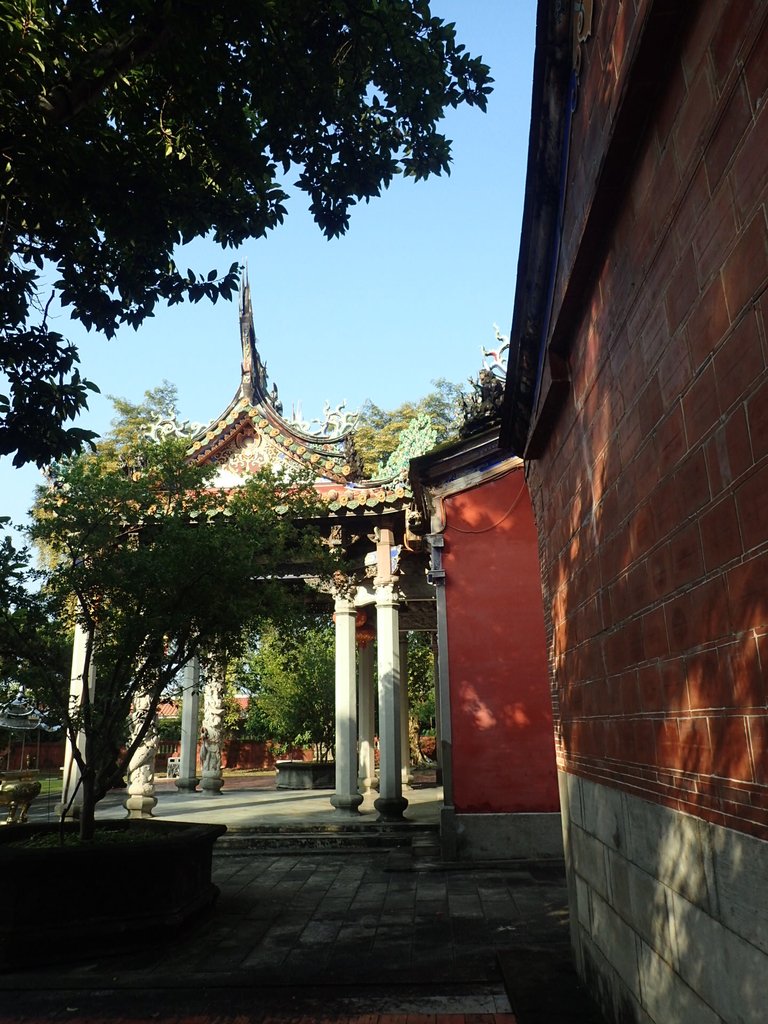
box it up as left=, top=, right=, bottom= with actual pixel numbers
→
left=2, top=772, right=602, bottom=1024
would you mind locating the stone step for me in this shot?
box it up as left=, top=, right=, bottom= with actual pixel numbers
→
left=411, top=833, right=442, bottom=858
left=215, top=822, right=439, bottom=855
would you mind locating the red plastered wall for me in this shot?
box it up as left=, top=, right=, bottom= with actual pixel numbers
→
left=443, top=468, right=559, bottom=814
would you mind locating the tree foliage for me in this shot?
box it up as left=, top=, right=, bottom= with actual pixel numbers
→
left=105, top=381, right=181, bottom=452
left=0, top=436, right=338, bottom=838
left=407, top=631, right=435, bottom=731
left=235, top=617, right=336, bottom=762
left=0, top=1, right=491, bottom=467
left=354, top=377, right=467, bottom=476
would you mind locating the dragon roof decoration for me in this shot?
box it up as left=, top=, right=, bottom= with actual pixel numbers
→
left=186, top=277, right=412, bottom=515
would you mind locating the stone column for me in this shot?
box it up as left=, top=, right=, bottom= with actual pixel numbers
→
left=177, top=657, right=201, bottom=792
left=399, top=634, right=413, bottom=786
left=124, top=689, right=158, bottom=818
left=430, top=532, right=456, bottom=857
left=357, top=638, right=376, bottom=791
left=331, top=596, right=363, bottom=813
left=200, top=662, right=225, bottom=794
left=374, top=582, right=408, bottom=821
left=60, top=622, right=97, bottom=817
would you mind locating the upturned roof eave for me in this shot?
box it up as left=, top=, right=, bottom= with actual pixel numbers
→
left=499, top=0, right=572, bottom=455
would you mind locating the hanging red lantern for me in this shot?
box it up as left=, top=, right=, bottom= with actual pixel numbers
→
left=332, top=609, right=376, bottom=647
left=355, top=609, right=376, bottom=648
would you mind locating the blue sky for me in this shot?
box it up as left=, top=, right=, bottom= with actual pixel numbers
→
left=1, top=1, right=536, bottom=527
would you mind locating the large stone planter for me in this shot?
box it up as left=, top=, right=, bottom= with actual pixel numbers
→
left=275, top=759, right=334, bottom=790
left=0, top=819, right=226, bottom=969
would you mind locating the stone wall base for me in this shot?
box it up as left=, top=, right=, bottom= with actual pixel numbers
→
left=560, top=771, right=768, bottom=1024
left=441, top=807, right=563, bottom=861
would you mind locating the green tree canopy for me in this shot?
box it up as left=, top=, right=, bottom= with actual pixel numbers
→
left=0, top=434, right=338, bottom=838
left=354, top=377, right=467, bottom=476
left=235, top=617, right=336, bottom=762
left=1, top=1, right=491, bottom=467
left=407, top=631, right=435, bottom=732
left=105, top=381, right=181, bottom=452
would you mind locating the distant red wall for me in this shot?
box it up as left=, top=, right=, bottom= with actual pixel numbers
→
left=3, top=740, right=65, bottom=772
left=443, top=466, right=559, bottom=813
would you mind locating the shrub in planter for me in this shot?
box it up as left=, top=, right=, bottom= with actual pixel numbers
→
left=0, top=819, right=226, bottom=968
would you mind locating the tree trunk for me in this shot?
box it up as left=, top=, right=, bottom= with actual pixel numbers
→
left=79, top=770, right=97, bottom=842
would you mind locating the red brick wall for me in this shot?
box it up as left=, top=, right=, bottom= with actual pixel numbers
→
left=443, top=468, right=559, bottom=813
left=527, top=3, right=768, bottom=838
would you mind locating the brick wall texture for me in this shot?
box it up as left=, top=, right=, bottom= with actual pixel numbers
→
left=527, top=2, right=768, bottom=840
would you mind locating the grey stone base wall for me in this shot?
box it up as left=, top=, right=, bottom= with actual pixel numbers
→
left=559, top=771, right=768, bottom=1024
left=441, top=806, right=563, bottom=861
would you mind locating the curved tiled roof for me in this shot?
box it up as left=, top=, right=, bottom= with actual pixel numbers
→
left=188, top=281, right=411, bottom=515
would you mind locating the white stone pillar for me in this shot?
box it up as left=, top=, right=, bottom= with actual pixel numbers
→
left=177, top=657, right=201, bottom=792
left=374, top=583, right=408, bottom=820
left=399, top=635, right=413, bottom=786
left=331, top=597, right=363, bottom=813
left=124, top=689, right=158, bottom=818
left=201, top=663, right=225, bottom=794
left=60, top=622, right=97, bottom=817
left=357, top=639, right=376, bottom=791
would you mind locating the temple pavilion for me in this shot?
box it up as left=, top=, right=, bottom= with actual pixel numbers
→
left=182, top=278, right=437, bottom=820
left=62, top=282, right=561, bottom=858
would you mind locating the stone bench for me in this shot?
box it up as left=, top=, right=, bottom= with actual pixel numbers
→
left=275, top=760, right=334, bottom=790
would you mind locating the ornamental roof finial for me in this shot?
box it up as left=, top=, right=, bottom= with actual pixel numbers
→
left=239, top=265, right=260, bottom=401
left=238, top=269, right=279, bottom=412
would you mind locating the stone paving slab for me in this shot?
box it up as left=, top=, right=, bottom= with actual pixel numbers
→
left=2, top=1007, right=518, bottom=1024
left=0, top=849, right=576, bottom=1023
left=9, top=778, right=599, bottom=1023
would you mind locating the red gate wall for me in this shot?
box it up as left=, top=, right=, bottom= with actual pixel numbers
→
left=442, top=467, right=559, bottom=813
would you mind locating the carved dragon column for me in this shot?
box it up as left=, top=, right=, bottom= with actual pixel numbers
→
left=124, top=688, right=158, bottom=818
left=200, top=661, right=225, bottom=795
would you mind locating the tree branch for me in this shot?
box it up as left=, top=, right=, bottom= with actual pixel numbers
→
left=38, top=22, right=173, bottom=127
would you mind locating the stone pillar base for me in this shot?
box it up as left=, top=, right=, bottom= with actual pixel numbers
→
left=56, top=801, right=81, bottom=820
left=201, top=771, right=223, bottom=794
left=374, top=795, right=408, bottom=821
left=176, top=776, right=200, bottom=792
left=124, top=793, right=157, bottom=818
left=330, top=792, right=363, bottom=814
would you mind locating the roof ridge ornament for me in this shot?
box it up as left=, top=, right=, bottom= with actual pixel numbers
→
left=482, top=324, right=510, bottom=378
left=377, top=411, right=438, bottom=480
left=289, top=399, right=360, bottom=440
left=146, top=413, right=206, bottom=442
left=458, top=325, right=509, bottom=437
left=238, top=271, right=283, bottom=414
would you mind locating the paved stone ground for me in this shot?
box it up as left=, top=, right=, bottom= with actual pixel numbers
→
left=6, top=775, right=604, bottom=1024
left=0, top=849, right=593, bottom=1024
